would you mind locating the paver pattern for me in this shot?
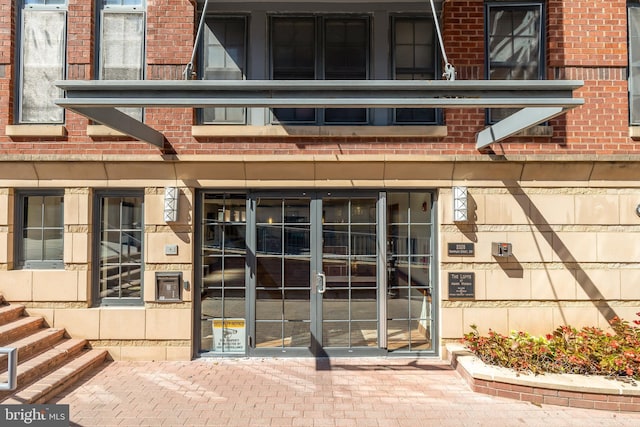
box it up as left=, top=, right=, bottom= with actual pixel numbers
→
left=51, top=358, right=640, bottom=426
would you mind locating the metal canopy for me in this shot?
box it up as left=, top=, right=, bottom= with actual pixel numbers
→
left=54, top=79, right=583, bottom=149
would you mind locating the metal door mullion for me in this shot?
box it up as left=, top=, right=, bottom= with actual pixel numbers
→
left=377, top=192, right=387, bottom=350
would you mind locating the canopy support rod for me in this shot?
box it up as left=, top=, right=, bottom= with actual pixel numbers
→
left=429, top=0, right=455, bottom=80
left=183, top=0, right=210, bottom=80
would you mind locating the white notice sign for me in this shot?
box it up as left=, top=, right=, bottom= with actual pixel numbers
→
left=212, top=318, right=246, bottom=353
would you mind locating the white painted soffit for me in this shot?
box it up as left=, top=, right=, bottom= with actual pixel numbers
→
left=54, top=79, right=584, bottom=150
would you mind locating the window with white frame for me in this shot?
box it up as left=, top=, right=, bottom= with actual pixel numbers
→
left=392, top=17, right=439, bottom=124
left=629, top=5, right=640, bottom=125
left=485, top=2, right=544, bottom=122
left=16, top=191, right=64, bottom=270
left=271, top=16, right=369, bottom=124
left=99, top=0, right=145, bottom=120
left=201, top=17, right=247, bottom=124
left=19, top=0, right=67, bottom=124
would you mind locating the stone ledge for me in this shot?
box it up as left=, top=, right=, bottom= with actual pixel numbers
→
left=447, top=344, right=640, bottom=412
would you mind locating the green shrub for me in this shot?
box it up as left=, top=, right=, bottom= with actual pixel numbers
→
left=462, top=312, right=640, bottom=381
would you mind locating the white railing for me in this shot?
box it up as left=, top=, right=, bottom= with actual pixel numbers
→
left=0, top=347, right=17, bottom=391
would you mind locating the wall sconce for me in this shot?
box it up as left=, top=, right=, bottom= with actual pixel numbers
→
left=452, top=186, right=468, bottom=222
left=163, top=187, right=179, bottom=223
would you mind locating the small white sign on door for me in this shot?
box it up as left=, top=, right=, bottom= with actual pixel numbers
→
left=212, top=318, right=246, bottom=353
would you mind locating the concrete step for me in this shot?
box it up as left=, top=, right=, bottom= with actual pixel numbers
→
left=0, top=338, right=87, bottom=401
left=0, top=328, right=66, bottom=372
left=2, top=349, right=109, bottom=404
left=0, top=316, right=44, bottom=346
left=0, top=303, right=25, bottom=326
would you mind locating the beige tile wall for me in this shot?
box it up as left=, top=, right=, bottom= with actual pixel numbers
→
left=441, top=186, right=640, bottom=344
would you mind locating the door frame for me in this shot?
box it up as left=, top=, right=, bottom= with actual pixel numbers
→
left=247, top=190, right=385, bottom=357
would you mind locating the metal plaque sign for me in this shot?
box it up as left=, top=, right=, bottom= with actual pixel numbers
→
left=447, top=243, right=475, bottom=256
left=448, top=272, right=475, bottom=300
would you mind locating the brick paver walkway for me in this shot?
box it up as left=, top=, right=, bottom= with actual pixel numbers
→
left=51, top=358, right=640, bottom=426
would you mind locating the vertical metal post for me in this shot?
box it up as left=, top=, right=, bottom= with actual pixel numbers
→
left=377, top=192, right=388, bottom=350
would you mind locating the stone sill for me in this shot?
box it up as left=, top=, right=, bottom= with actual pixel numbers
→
left=5, top=125, right=67, bottom=138
left=192, top=125, right=448, bottom=138
left=87, top=125, right=127, bottom=137
left=629, top=126, right=640, bottom=139
left=447, top=344, right=640, bottom=412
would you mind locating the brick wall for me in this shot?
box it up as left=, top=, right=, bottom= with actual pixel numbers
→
left=0, top=0, right=637, bottom=157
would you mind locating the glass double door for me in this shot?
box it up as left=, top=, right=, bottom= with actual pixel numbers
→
left=251, top=192, right=382, bottom=356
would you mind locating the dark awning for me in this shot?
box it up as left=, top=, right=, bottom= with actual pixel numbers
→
left=55, top=79, right=584, bottom=150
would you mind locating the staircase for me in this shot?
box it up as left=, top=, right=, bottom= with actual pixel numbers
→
left=0, top=295, right=108, bottom=404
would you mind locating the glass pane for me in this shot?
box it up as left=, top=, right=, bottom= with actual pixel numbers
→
left=409, top=318, right=432, bottom=350
left=203, top=18, right=246, bottom=124
left=323, top=200, right=349, bottom=223
left=25, top=196, right=44, bottom=227
left=121, top=231, right=142, bottom=262
left=388, top=193, right=409, bottom=223
left=387, top=288, right=410, bottom=319
left=257, top=256, right=283, bottom=288
left=43, top=195, right=63, bottom=227
left=323, top=321, right=350, bottom=347
left=256, top=289, right=283, bottom=320
left=203, top=257, right=222, bottom=287
left=284, top=322, right=310, bottom=348
left=387, top=319, right=411, bottom=351
left=223, top=289, right=245, bottom=318
left=101, top=13, right=144, bottom=123
left=351, top=257, right=377, bottom=288
left=200, top=318, right=214, bottom=351
left=23, top=229, right=43, bottom=261
left=101, top=231, right=121, bottom=262
left=43, top=229, right=63, bottom=260
left=409, top=225, right=431, bottom=256
left=120, top=264, right=141, bottom=298
left=222, top=256, right=246, bottom=288
left=351, top=321, right=377, bottom=347
left=390, top=225, right=408, bottom=255
left=350, top=290, right=377, bottom=320
left=351, top=225, right=376, bottom=256
left=257, top=225, right=282, bottom=254
left=488, top=6, right=541, bottom=81
left=323, top=289, right=349, bottom=321
left=224, top=224, right=246, bottom=251
left=283, top=257, right=309, bottom=289
left=284, top=225, right=310, bottom=255
left=350, top=199, right=376, bottom=223
left=284, top=290, right=310, bottom=321
left=257, top=199, right=282, bottom=223
left=121, top=198, right=142, bottom=229
left=324, top=225, right=348, bottom=252
left=409, top=257, right=431, bottom=291
left=256, top=322, right=282, bottom=347
left=21, top=10, right=65, bottom=123
left=324, top=259, right=348, bottom=284
left=395, top=257, right=411, bottom=288
left=324, top=19, right=367, bottom=124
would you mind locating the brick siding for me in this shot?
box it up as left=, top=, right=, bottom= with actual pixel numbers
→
left=0, top=0, right=637, bottom=157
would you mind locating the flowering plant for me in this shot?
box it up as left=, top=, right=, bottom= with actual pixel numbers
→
left=462, top=312, right=640, bottom=381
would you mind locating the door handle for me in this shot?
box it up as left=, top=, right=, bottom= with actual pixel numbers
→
left=317, top=272, right=326, bottom=294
